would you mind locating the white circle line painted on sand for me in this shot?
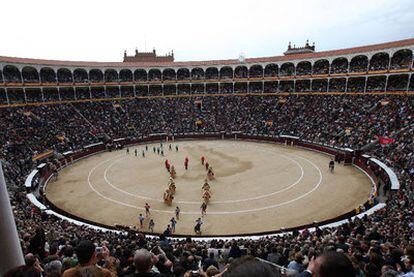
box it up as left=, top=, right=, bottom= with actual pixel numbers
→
left=87, top=151, right=323, bottom=215
left=87, top=156, right=137, bottom=209
left=102, top=151, right=305, bottom=204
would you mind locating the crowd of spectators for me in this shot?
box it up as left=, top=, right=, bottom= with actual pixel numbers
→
left=1, top=94, right=414, bottom=276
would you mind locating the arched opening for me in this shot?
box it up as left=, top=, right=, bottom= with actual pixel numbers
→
left=280, top=63, right=295, bottom=76
left=205, top=67, right=219, bottom=80
left=220, top=83, right=233, bottom=93
left=264, top=81, right=278, bottom=93
left=387, top=74, right=409, bottom=91
left=234, top=82, right=247, bottom=93
left=330, top=58, right=348, bottom=74
left=296, top=61, right=312, bottom=76
left=191, top=84, right=205, bottom=94
left=279, top=80, right=294, bottom=92
left=162, top=68, right=176, bottom=81
left=313, top=60, right=329, bottom=75
left=164, top=84, right=177, bottom=95
left=390, top=49, right=413, bottom=70
left=347, top=77, right=366, bottom=92
left=134, top=69, right=147, bottom=82
left=73, top=68, right=88, bottom=83
left=148, top=69, right=161, bottom=81
left=249, top=65, right=263, bottom=78
left=3, top=65, right=22, bottom=83
left=104, top=69, right=118, bottom=82
left=328, top=78, right=346, bottom=92
left=177, top=84, right=191, bottom=94
left=295, top=80, right=311, bottom=92
left=248, top=82, right=263, bottom=93
left=40, top=67, right=56, bottom=83
left=264, top=64, right=278, bottom=77
left=89, top=69, right=104, bottom=83
left=191, top=68, right=204, bottom=80
left=119, top=69, right=133, bottom=82
left=235, top=66, right=248, bottom=78
left=369, top=52, right=389, bottom=71
left=349, top=55, right=368, bottom=73
left=57, top=68, right=73, bottom=83
left=311, top=79, right=328, bottom=92
left=22, top=66, right=39, bottom=83
left=219, top=66, right=233, bottom=79
left=177, top=68, right=190, bottom=80
left=366, top=76, right=386, bottom=92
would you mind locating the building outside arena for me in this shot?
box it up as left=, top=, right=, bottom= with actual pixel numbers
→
left=1, top=0, right=414, bottom=276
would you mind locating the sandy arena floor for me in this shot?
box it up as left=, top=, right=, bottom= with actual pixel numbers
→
left=45, top=140, right=372, bottom=236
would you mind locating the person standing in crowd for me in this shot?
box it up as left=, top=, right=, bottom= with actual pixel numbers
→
left=169, top=144, right=172, bottom=150
left=175, top=145, right=179, bottom=151
left=201, top=156, right=205, bottom=165
left=134, top=149, right=137, bottom=156
left=288, top=252, right=305, bottom=273
left=142, top=150, right=145, bottom=158
left=126, top=147, right=130, bottom=154
left=62, top=240, right=114, bottom=277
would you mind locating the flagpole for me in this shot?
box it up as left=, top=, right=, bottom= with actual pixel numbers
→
left=0, top=162, right=25, bottom=275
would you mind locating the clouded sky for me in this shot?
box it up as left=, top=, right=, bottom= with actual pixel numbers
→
left=1, top=0, right=413, bottom=62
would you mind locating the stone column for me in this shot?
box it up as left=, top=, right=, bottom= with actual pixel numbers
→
left=0, top=162, right=25, bottom=275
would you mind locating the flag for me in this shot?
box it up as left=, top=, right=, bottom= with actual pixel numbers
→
left=379, top=137, right=395, bottom=145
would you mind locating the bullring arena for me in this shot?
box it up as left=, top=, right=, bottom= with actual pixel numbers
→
left=45, top=139, right=371, bottom=236
left=1, top=16, right=413, bottom=273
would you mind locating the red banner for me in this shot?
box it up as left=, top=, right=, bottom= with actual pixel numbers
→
left=379, top=137, right=395, bottom=145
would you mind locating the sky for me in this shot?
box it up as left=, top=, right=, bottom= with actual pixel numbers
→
left=1, top=0, right=414, bottom=62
